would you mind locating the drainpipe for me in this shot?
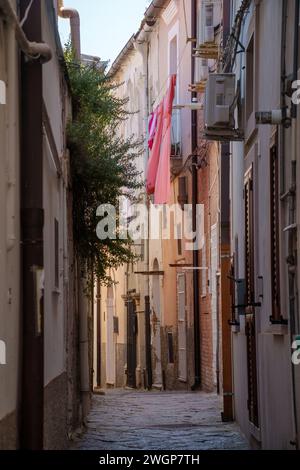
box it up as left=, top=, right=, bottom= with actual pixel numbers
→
left=0, top=0, right=52, bottom=62
left=220, top=0, right=234, bottom=422
left=19, top=0, right=47, bottom=450
left=135, top=21, right=153, bottom=389
left=57, top=0, right=81, bottom=61
left=191, top=0, right=201, bottom=390
left=280, top=0, right=288, bottom=194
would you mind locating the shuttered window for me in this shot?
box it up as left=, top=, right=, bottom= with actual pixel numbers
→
left=54, top=218, right=59, bottom=288
left=244, top=167, right=259, bottom=427
left=270, top=140, right=281, bottom=322
left=244, top=169, right=254, bottom=306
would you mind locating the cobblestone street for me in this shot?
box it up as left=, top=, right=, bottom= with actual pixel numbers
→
left=73, top=390, right=248, bottom=450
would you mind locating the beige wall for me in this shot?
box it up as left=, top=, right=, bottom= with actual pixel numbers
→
left=0, top=3, right=21, bottom=448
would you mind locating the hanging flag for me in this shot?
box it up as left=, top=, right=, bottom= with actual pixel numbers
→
left=154, top=74, right=177, bottom=204
left=146, top=102, right=164, bottom=195
left=148, top=109, right=158, bottom=150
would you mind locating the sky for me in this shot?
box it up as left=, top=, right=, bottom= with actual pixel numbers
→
left=58, top=0, right=151, bottom=66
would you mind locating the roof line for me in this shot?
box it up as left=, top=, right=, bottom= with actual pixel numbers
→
left=108, top=0, right=170, bottom=76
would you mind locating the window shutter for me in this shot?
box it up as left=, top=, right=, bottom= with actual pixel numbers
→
left=244, top=167, right=259, bottom=427
left=270, top=140, right=281, bottom=321
left=54, top=218, right=59, bottom=288
left=244, top=171, right=254, bottom=306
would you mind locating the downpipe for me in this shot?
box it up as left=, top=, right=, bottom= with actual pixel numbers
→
left=57, top=0, right=81, bottom=61
left=0, top=0, right=52, bottom=62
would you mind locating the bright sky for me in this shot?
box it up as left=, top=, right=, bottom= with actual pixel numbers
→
left=58, top=0, right=151, bottom=65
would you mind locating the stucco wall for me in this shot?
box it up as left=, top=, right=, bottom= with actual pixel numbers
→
left=0, top=5, right=21, bottom=447
left=230, top=0, right=297, bottom=449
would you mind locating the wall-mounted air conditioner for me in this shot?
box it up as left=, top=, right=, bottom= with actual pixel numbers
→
left=203, top=73, right=244, bottom=141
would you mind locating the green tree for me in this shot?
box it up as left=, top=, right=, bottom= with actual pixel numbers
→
left=65, top=48, right=142, bottom=286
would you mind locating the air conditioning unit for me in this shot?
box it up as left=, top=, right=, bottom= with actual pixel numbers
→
left=203, top=73, right=243, bottom=141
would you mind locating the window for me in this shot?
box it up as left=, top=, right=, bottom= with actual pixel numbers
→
left=177, top=224, right=182, bottom=256
left=54, top=218, right=59, bottom=288
left=244, top=166, right=259, bottom=427
left=270, top=138, right=281, bottom=322
left=168, top=332, right=174, bottom=364
left=246, top=35, right=254, bottom=122
left=113, top=316, right=119, bottom=334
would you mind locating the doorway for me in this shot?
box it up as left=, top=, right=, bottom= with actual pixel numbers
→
left=127, top=298, right=137, bottom=388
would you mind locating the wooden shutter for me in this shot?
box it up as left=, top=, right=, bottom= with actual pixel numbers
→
left=54, top=218, right=59, bottom=288
left=244, top=170, right=254, bottom=306
left=244, top=167, right=259, bottom=427
left=270, top=140, right=281, bottom=321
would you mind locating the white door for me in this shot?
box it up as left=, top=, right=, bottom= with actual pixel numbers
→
left=177, top=273, right=187, bottom=381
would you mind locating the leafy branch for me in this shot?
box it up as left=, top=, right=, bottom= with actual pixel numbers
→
left=65, top=46, right=143, bottom=286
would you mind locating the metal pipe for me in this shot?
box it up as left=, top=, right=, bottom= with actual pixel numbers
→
left=191, top=0, right=201, bottom=391
left=0, top=0, right=52, bottom=62
left=57, top=0, right=81, bottom=61
left=20, top=0, right=44, bottom=449
left=280, top=0, right=287, bottom=194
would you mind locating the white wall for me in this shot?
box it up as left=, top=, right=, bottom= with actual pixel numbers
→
left=230, top=0, right=296, bottom=449
left=0, top=10, right=21, bottom=424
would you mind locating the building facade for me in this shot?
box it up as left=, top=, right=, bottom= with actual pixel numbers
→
left=226, top=0, right=300, bottom=449
left=0, top=0, right=90, bottom=450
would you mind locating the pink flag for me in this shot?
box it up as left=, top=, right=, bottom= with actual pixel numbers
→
left=154, top=75, right=177, bottom=204
left=148, top=110, right=158, bottom=150
left=146, top=102, right=164, bottom=195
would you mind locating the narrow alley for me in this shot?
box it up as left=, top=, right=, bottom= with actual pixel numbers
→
left=1, top=0, right=300, bottom=457
left=73, top=390, right=248, bottom=451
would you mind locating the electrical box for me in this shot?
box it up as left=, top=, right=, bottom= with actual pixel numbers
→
left=205, top=73, right=236, bottom=129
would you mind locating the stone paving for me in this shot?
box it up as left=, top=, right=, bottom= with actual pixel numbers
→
left=73, top=389, right=249, bottom=450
